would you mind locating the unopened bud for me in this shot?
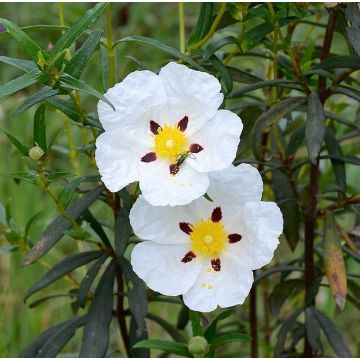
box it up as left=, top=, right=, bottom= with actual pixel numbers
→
left=29, top=146, right=45, bottom=161
left=188, top=336, right=209, bottom=356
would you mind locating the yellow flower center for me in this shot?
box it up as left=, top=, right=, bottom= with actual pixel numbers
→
left=189, top=219, right=227, bottom=258
left=153, top=125, right=187, bottom=161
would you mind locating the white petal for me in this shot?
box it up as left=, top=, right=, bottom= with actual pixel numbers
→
left=230, top=201, right=283, bottom=269
left=95, top=129, right=150, bottom=192
left=131, top=242, right=203, bottom=296
left=159, top=62, right=223, bottom=135
left=130, top=195, right=200, bottom=244
left=183, top=253, right=253, bottom=312
left=97, top=70, right=168, bottom=132
left=139, top=160, right=209, bottom=206
left=187, top=110, right=243, bottom=172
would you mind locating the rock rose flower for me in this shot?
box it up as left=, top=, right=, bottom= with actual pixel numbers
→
left=95, top=62, right=242, bottom=206
left=130, top=164, right=283, bottom=312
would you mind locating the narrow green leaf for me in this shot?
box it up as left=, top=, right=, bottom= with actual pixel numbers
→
left=58, top=176, right=86, bottom=210
left=134, top=339, right=190, bottom=357
left=211, top=333, right=250, bottom=350
left=0, top=56, right=37, bottom=72
left=28, top=293, right=77, bottom=308
left=115, top=209, right=132, bottom=257
left=82, top=209, right=111, bottom=247
left=0, top=69, right=41, bottom=98
left=46, top=96, right=82, bottom=122
left=313, top=308, right=351, bottom=357
left=285, top=124, right=305, bottom=158
left=346, top=27, right=360, bottom=56
left=64, top=29, right=104, bottom=79
left=345, top=3, right=360, bottom=26
left=22, top=186, right=104, bottom=266
left=208, top=55, right=233, bottom=93
left=305, top=92, right=325, bottom=164
left=50, top=3, right=108, bottom=56
left=314, top=55, right=360, bottom=70
left=0, top=246, right=19, bottom=255
left=0, top=18, right=41, bottom=62
left=59, top=73, right=114, bottom=110
left=204, top=309, right=234, bottom=342
left=305, top=307, right=321, bottom=353
left=33, top=104, right=47, bottom=152
left=129, top=316, right=150, bottom=357
left=14, top=86, right=59, bottom=117
left=114, top=36, right=206, bottom=71
left=80, top=259, right=116, bottom=357
left=227, top=66, right=263, bottom=84
left=203, top=36, right=239, bottom=60
left=0, top=128, right=28, bottom=156
left=188, top=3, right=213, bottom=46
left=189, top=310, right=203, bottom=337
left=100, top=44, right=109, bottom=91
left=147, top=313, right=186, bottom=343
left=24, top=251, right=102, bottom=300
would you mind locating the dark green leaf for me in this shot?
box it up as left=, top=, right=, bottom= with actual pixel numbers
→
left=33, top=103, right=47, bottom=152
left=203, top=35, right=239, bottom=60
left=59, top=73, right=114, bottom=109
left=24, top=250, right=102, bottom=300
left=115, top=209, right=132, bottom=257
left=334, top=86, right=360, bottom=102
left=177, top=305, right=189, bottom=330
left=255, top=265, right=304, bottom=284
left=0, top=246, right=18, bottom=255
left=129, top=316, right=150, bottom=357
left=306, top=92, right=325, bottom=164
left=211, top=333, right=250, bottom=350
left=64, top=29, right=104, bottom=79
left=0, top=128, right=28, bottom=156
left=313, top=308, right=351, bottom=357
left=80, top=259, right=116, bottom=357
left=0, top=56, right=37, bottom=72
left=204, top=309, right=234, bottom=342
left=208, top=55, right=233, bottom=93
left=314, top=55, right=360, bottom=70
left=46, top=96, right=82, bottom=122
left=147, top=313, right=186, bottom=343
left=345, top=3, right=360, bottom=26
left=227, top=66, right=263, bottom=84
left=285, top=124, right=305, bottom=158
left=114, top=36, right=206, bottom=71
left=22, top=186, right=104, bottom=266
left=50, top=3, right=107, bottom=56
left=100, top=44, right=109, bottom=91
left=82, top=209, right=111, bottom=247
left=324, top=110, right=360, bottom=130
left=58, top=176, right=86, bottom=210
left=346, top=27, right=360, bottom=56
left=0, top=18, right=41, bottom=62
left=0, top=69, right=41, bottom=98
left=189, top=310, right=203, bottom=337
left=28, top=293, right=77, bottom=308
left=305, top=307, right=321, bottom=353
left=133, top=339, right=190, bottom=357
left=188, top=3, right=213, bottom=46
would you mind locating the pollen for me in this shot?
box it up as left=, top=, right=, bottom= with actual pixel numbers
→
left=189, top=219, right=227, bottom=258
left=153, top=125, right=187, bottom=161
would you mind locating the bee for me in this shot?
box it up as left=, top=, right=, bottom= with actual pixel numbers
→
left=169, top=151, right=193, bottom=175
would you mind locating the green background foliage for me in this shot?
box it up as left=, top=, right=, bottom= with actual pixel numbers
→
left=0, top=2, right=359, bottom=358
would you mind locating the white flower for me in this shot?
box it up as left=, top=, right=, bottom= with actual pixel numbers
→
left=129, top=164, right=283, bottom=312
left=95, top=62, right=243, bottom=206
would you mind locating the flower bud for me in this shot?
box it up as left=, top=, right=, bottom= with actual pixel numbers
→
left=188, top=336, right=209, bottom=356
left=28, top=146, right=45, bottom=161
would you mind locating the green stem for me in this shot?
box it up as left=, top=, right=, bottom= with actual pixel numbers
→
left=178, top=3, right=186, bottom=53
left=105, top=4, right=116, bottom=88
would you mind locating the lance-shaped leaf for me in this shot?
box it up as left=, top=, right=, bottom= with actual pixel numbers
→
left=0, top=56, right=37, bottom=72
left=50, top=3, right=108, bottom=56
left=115, top=209, right=132, bottom=256
left=64, top=29, right=104, bottom=79
left=58, top=176, right=87, bottom=210
left=251, top=97, right=307, bottom=161
left=0, top=69, right=41, bottom=98
left=188, top=3, right=213, bottom=46
left=24, top=250, right=103, bottom=300
left=134, top=340, right=191, bottom=357
left=204, top=308, right=234, bottom=342
left=203, top=35, right=239, bottom=60
left=305, top=92, right=325, bottom=164
left=0, top=128, right=28, bottom=156
left=211, top=333, right=250, bottom=350
left=324, top=211, right=347, bottom=310
left=285, top=124, right=305, bottom=158
left=33, top=104, right=47, bottom=152
left=46, top=96, right=82, bottom=122
left=314, top=55, right=360, bottom=70
left=227, top=66, right=263, bottom=84
left=80, top=259, right=116, bottom=357
left=129, top=316, right=150, bottom=357
left=305, top=307, right=321, bottom=353
left=346, top=27, right=360, bottom=56
left=22, top=186, right=104, bottom=266
left=0, top=18, right=41, bottom=62
left=208, top=54, right=233, bottom=93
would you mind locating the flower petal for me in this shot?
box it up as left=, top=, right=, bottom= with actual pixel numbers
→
left=139, top=160, right=209, bottom=206
left=131, top=242, right=203, bottom=296
left=159, top=62, right=223, bottom=135
left=183, top=253, right=253, bottom=312
left=187, top=110, right=242, bottom=172
left=97, top=70, right=168, bottom=132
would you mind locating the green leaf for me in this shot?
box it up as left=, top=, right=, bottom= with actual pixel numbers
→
left=251, top=97, right=307, bottom=160
left=203, top=36, right=239, bottom=60
left=59, top=73, right=114, bottom=110
left=285, top=124, right=305, bottom=158
left=305, top=92, right=325, bottom=164
left=227, top=66, right=263, bottom=84
left=14, top=86, right=59, bottom=117
left=64, top=29, right=104, bottom=79
left=305, top=307, right=321, bottom=353
left=129, top=316, right=150, bottom=357
left=208, top=55, right=233, bottom=93
left=0, top=128, right=28, bottom=156
left=115, top=209, right=132, bottom=257
left=82, top=209, right=111, bottom=247
left=211, top=333, right=250, bottom=350
left=0, top=69, right=41, bottom=98
left=80, top=259, right=116, bottom=357
left=189, top=310, right=203, bottom=337
left=24, top=250, right=103, bottom=300
left=133, top=339, right=190, bottom=357
left=33, top=104, right=47, bottom=152
left=147, top=313, right=186, bottom=343
left=313, top=308, right=351, bottom=357
left=78, top=254, right=107, bottom=308
left=22, top=186, right=104, bottom=266
left=50, top=3, right=108, bottom=56
left=0, top=56, right=37, bottom=72
left=346, top=27, right=360, bottom=56
left=188, top=3, right=213, bottom=46
left=46, top=96, right=82, bottom=122
left=58, top=176, right=86, bottom=210
left=114, top=36, right=206, bottom=72
left=324, top=127, right=346, bottom=194
left=28, top=293, right=77, bottom=308
left=314, top=55, right=360, bottom=70
left=100, top=44, right=109, bottom=91
left=0, top=245, right=19, bottom=255
left=204, top=308, right=234, bottom=342
left=0, top=18, right=41, bottom=62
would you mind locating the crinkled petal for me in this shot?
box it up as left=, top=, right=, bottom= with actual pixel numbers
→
left=183, top=253, right=253, bottom=312
left=139, top=160, right=209, bottom=206
left=98, top=70, right=168, bottom=132
left=131, top=242, right=203, bottom=296
left=187, top=110, right=243, bottom=172
left=159, top=62, right=223, bottom=135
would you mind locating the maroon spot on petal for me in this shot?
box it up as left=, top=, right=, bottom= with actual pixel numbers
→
left=182, top=251, right=196, bottom=263
left=141, top=152, right=157, bottom=163
left=150, top=120, right=161, bottom=135
left=177, top=116, right=189, bottom=132
left=179, top=222, right=193, bottom=235
left=211, top=258, right=221, bottom=271
left=189, top=143, right=204, bottom=154
left=211, top=207, right=222, bottom=222
left=169, top=163, right=180, bottom=175
left=228, top=233, right=242, bottom=244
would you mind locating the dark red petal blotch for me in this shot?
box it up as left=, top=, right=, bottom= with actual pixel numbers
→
left=141, top=152, right=157, bottom=163
left=228, top=233, right=242, bottom=243
left=150, top=120, right=161, bottom=135
left=211, top=207, right=222, bottom=222
left=182, top=251, right=196, bottom=263
left=211, top=258, right=221, bottom=271
left=177, top=116, right=189, bottom=132
left=179, top=222, right=193, bottom=235
left=189, top=143, right=204, bottom=153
